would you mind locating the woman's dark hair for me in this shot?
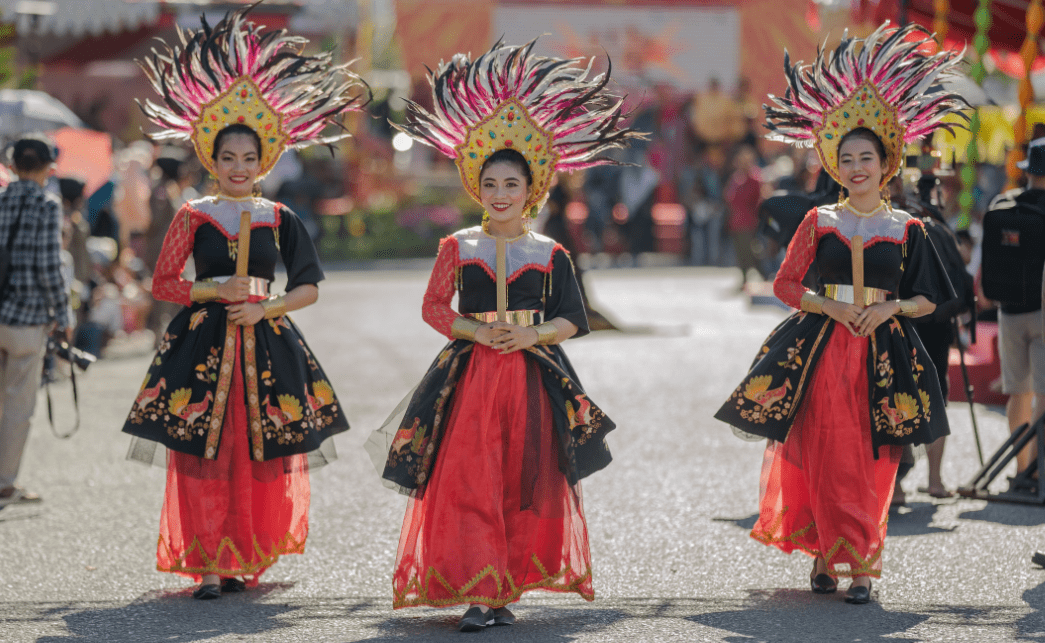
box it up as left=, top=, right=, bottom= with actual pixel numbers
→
left=212, top=124, right=262, bottom=160
left=479, top=148, right=532, bottom=187
left=838, top=127, right=888, bottom=165
left=12, top=136, right=55, bottom=173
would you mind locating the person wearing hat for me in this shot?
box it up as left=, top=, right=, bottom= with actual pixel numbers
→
left=0, top=135, right=70, bottom=507
left=997, top=137, right=1045, bottom=481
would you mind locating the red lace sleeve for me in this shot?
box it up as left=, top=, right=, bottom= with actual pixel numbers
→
left=151, top=205, right=199, bottom=306
left=422, top=235, right=460, bottom=339
left=773, top=208, right=819, bottom=310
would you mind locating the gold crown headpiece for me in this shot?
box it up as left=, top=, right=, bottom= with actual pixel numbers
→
left=395, top=39, right=646, bottom=216
left=765, top=22, right=968, bottom=188
left=138, top=6, right=369, bottom=179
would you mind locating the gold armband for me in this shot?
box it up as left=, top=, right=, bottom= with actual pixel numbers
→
left=260, top=295, right=287, bottom=319
left=451, top=316, right=483, bottom=341
left=896, top=299, right=919, bottom=317
left=800, top=292, right=827, bottom=315
left=533, top=322, right=559, bottom=345
left=190, top=281, right=220, bottom=303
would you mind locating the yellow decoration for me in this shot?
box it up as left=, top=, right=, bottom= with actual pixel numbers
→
left=933, top=0, right=950, bottom=45
left=454, top=98, right=558, bottom=215
left=192, top=77, right=290, bottom=179
left=277, top=394, right=304, bottom=422
left=1009, top=0, right=1044, bottom=188
left=814, top=80, right=904, bottom=188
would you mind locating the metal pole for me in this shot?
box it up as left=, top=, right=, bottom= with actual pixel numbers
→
left=899, top=0, right=910, bottom=26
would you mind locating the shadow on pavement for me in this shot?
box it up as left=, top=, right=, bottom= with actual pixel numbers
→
left=34, top=583, right=302, bottom=642
left=1019, top=579, right=1045, bottom=642
left=958, top=503, right=1045, bottom=527
left=712, top=513, right=758, bottom=531
left=887, top=501, right=958, bottom=537
left=688, top=589, right=927, bottom=642
left=353, top=606, right=629, bottom=642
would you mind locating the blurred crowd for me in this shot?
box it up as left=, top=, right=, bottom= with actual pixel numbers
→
left=541, top=76, right=1031, bottom=303
left=0, top=138, right=334, bottom=360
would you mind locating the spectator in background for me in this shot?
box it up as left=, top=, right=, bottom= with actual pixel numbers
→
left=0, top=136, right=70, bottom=507
left=679, top=150, right=724, bottom=266
left=724, top=145, right=765, bottom=288
left=59, top=178, right=91, bottom=287
left=997, top=139, right=1045, bottom=479
left=689, top=77, right=741, bottom=158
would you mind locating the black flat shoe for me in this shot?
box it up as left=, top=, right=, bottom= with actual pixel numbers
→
left=1033, top=551, right=1045, bottom=567
left=192, top=584, right=221, bottom=600
left=458, top=606, right=494, bottom=632
left=492, top=606, right=515, bottom=626
left=811, top=573, right=837, bottom=594
left=844, top=580, right=872, bottom=604
left=221, top=578, right=246, bottom=593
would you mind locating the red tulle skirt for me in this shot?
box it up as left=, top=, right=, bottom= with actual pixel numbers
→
left=157, top=329, right=310, bottom=584
left=393, top=344, right=592, bottom=608
left=751, top=325, right=900, bottom=578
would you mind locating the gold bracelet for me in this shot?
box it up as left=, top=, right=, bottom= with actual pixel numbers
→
left=800, top=292, right=827, bottom=315
left=533, top=322, right=558, bottom=345
left=190, top=281, right=220, bottom=303
left=897, top=299, right=919, bottom=317
left=451, top=316, right=483, bottom=341
left=260, top=295, right=287, bottom=319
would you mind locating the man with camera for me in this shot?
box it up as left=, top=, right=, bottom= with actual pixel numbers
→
left=0, top=136, right=70, bottom=507
left=985, top=138, right=1045, bottom=484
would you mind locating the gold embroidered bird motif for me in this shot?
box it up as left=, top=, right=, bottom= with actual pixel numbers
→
left=743, top=375, right=792, bottom=410
left=878, top=392, right=919, bottom=427
left=306, top=381, right=334, bottom=412
left=565, top=394, right=592, bottom=430
left=136, top=377, right=166, bottom=409
left=189, top=309, right=208, bottom=330
left=169, top=388, right=213, bottom=427
left=264, top=394, right=304, bottom=431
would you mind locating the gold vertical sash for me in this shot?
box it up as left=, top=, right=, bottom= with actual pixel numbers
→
left=851, top=234, right=865, bottom=310
left=236, top=211, right=252, bottom=277
left=496, top=236, right=507, bottom=322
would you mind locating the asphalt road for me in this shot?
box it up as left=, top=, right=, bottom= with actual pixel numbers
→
left=1, top=267, right=1043, bottom=642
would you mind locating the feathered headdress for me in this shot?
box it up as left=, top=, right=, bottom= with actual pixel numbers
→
left=764, top=22, right=969, bottom=187
left=137, top=4, right=369, bottom=178
left=395, top=38, right=646, bottom=216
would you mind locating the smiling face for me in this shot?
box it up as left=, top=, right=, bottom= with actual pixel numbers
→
left=213, top=133, right=261, bottom=198
left=479, top=161, right=531, bottom=226
left=837, top=135, right=888, bottom=200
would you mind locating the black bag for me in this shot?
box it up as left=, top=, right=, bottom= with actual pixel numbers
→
left=0, top=192, right=29, bottom=298
left=982, top=201, right=1045, bottom=306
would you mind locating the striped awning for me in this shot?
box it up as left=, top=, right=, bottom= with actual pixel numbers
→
left=0, top=1, right=356, bottom=37
left=1, top=0, right=161, bottom=37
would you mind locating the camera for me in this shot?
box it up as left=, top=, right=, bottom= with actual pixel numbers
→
left=46, top=336, right=96, bottom=372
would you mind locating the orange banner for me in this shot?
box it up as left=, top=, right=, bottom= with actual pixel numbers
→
left=396, top=0, right=493, bottom=78
left=739, top=0, right=818, bottom=119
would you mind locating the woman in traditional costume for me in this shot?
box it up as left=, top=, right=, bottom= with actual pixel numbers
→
left=714, top=23, right=967, bottom=604
left=364, top=40, right=643, bottom=631
left=122, top=7, right=365, bottom=599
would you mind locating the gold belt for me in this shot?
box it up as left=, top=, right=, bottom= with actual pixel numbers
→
left=204, top=276, right=270, bottom=297
left=824, top=284, right=890, bottom=306
left=469, top=310, right=540, bottom=326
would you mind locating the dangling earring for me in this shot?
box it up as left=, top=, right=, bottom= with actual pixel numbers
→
left=881, top=184, right=891, bottom=210
left=481, top=211, right=490, bottom=235
left=837, top=187, right=846, bottom=207
left=521, top=205, right=533, bottom=233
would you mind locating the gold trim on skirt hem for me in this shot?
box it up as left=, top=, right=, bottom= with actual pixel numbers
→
left=157, top=532, right=306, bottom=577
left=393, top=554, right=594, bottom=609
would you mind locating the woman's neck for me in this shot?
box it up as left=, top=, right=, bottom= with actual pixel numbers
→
left=845, top=190, right=883, bottom=215
left=485, top=218, right=526, bottom=239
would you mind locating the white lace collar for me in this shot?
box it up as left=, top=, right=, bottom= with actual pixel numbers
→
left=189, top=196, right=279, bottom=237
left=817, top=203, right=914, bottom=245
left=454, top=226, right=559, bottom=281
